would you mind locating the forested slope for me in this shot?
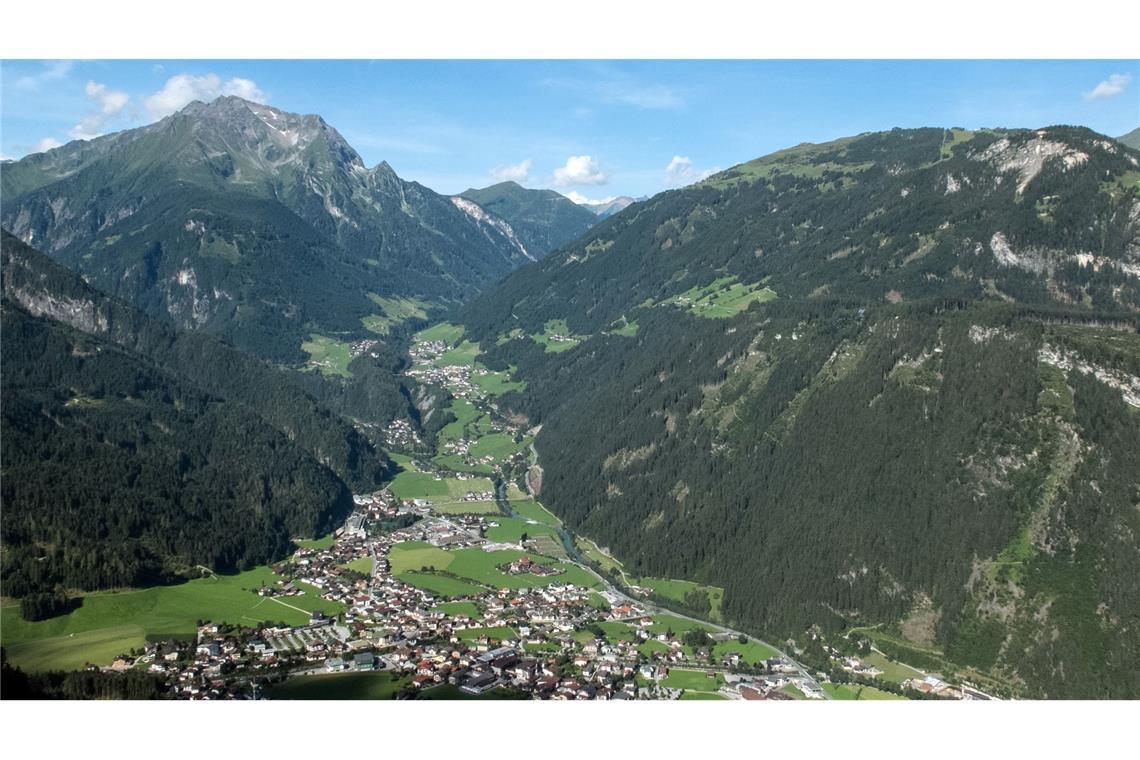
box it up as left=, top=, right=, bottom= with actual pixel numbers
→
left=1, top=232, right=397, bottom=599
left=453, top=126, right=1140, bottom=697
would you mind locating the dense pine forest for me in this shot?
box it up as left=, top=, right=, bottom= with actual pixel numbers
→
left=454, top=127, right=1140, bottom=697
left=1, top=233, right=390, bottom=598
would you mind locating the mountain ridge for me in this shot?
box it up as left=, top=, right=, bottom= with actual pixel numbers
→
left=458, top=180, right=598, bottom=258
left=452, top=124, right=1140, bottom=698
left=0, top=96, right=531, bottom=362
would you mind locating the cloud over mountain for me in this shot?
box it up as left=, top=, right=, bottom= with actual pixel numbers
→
left=554, top=155, right=607, bottom=186
left=144, top=74, right=267, bottom=121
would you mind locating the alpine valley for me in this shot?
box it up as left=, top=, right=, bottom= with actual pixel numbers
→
left=2, top=94, right=1138, bottom=701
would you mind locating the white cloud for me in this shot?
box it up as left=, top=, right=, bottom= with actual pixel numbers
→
left=32, top=137, right=62, bottom=154
left=16, top=60, right=72, bottom=90
left=69, top=81, right=130, bottom=140
left=664, top=155, right=719, bottom=187
left=553, top=155, right=608, bottom=186
left=560, top=190, right=617, bottom=206
left=1084, top=73, right=1132, bottom=101
left=490, top=159, right=532, bottom=183
left=144, top=74, right=268, bottom=121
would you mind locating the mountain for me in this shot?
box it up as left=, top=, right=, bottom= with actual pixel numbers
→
left=1119, top=127, right=1140, bottom=151
left=458, top=181, right=598, bottom=257
left=0, top=96, right=530, bottom=362
left=454, top=126, right=1140, bottom=698
left=574, top=195, right=637, bottom=219
left=1, top=232, right=388, bottom=599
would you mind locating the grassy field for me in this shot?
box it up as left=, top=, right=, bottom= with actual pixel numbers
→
left=469, top=432, right=528, bottom=462
left=577, top=537, right=624, bottom=575
left=266, top=671, right=409, bottom=700
left=595, top=621, right=638, bottom=643
left=0, top=566, right=343, bottom=672
left=1, top=624, right=147, bottom=673
left=485, top=516, right=559, bottom=543
left=294, top=535, right=336, bottom=550
left=301, top=333, right=354, bottom=377
left=667, top=276, right=777, bottom=319
left=434, top=601, right=481, bottom=619
left=436, top=399, right=485, bottom=444
left=430, top=499, right=501, bottom=515
left=639, top=639, right=673, bottom=658
left=712, top=638, right=779, bottom=665
left=445, top=548, right=600, bottom=590
left=662, top=668, right=724, bottom=691
left=437, top=339, right=482, bottom=367
left=646, top=614, right=717, bottom=636
left=863, top=650, right=925, bottom=683
left=782, top=683, right=806, bottom=699
left=340, top=557, right=373, bottom=575
left=388, top=542, right=454, bottom=574
left=679, top=690, right=728, bottom=700
left=532, top=318, right=586, bottom=353
left=635, top=576, right=724, bottom=620
left=390, top=465, right=494, bottom=503
left=415, top=322, right=465, bottom=345
left=606, top=317, right=640, bottom=337
left=508, top=496, right=563, bottom=528
left=362, top=294, right=429, bottom=335
left=398, top=572, right=487, bottom=598
left=469, top=367, right=526, bottom=396
left=822, top=682, right=906, bottom=701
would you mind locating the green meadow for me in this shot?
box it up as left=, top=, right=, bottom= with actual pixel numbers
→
left=713, top=638, right=779, bottom=665
left=266, top=671, right=410, bottom=700
left=635, top=576, right=725, bottom=620
left=822, top=682, right=906, bottom=701
left=1, top=566, right=343, bottom=672
left=485, top=516, right=559, bottom=543
left=398, top=572, right=487, bottom=598
left=388, top=541, right=455, bottom=574
left=667, top=276, right=776, bottom=319
left=414, top=322, right=465, bottom=345
left=679, top=691, right=728, bottom=700
left=661, top=668, right=724, bottom=691
left=469, top=367, right=527, bottom=396
left=301, top=333, right=354, bottom=377
left=389, top=455, right=494, bottom=502
left=340, top=557, right=374, bottom=574
left=531, top=318, right=586, bottom=353
left=506, top=491, right=563, bottom=528
left=362, top=294, right=430, bottom=335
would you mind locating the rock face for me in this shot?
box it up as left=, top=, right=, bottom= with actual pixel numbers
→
left=0, top=96, right=531, bottom=361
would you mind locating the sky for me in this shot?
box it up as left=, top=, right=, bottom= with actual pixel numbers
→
left=2, top=60, right=1138, bottom=202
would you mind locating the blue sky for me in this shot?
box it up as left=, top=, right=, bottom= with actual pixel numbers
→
left=2, top=60, right=1137, bottom=200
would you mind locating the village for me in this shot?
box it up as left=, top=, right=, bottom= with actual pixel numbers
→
left=103, top=490, right=826, bottom=700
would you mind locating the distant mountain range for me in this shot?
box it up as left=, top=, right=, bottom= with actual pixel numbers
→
left=0, top=96, right=533, bottom=362
left=573, top=195, right=639, bottom=219
left=1119, top=127, right=1140, bottom=151
left=457, top=125, right=1140, bottom=698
